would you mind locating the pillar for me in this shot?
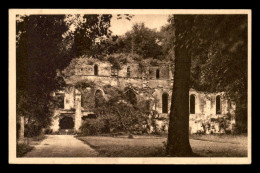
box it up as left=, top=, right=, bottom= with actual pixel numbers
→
left=19, top=116, right=24, bottom=140
left=74, top=89, right=82, bottom=132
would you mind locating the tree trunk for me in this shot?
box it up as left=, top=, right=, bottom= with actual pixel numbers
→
left=166, top=15, right=193, bottom=156
left=167, top=45, right=193, bottom=156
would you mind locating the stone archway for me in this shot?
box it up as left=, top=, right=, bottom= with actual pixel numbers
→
left=59, top=116, right=74, bottom=130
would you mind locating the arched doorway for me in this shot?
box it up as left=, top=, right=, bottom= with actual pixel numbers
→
left=162, top=93, right=168, bottom=113
left=59, top=116, right=74, bottom=129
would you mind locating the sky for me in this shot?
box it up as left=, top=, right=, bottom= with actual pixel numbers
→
left=110, top=14, right=170, bottom=36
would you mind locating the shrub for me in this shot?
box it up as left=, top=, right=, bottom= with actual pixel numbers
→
left=95, top=102, right=149, bottom=134
left=17, top=143, right=34, bottom=157
left=79, top=83, right=154, bottom=136
left=44, top=128, right=53, bottom=134
left=79, top=102, right=150, bottom=136
left=24, top=124, right=42, bottom=137
left=80, top=118, right=105, bottom=135
left=200, top=116, right=232, bottom=134
left=128, top=134, right=134, bottom=139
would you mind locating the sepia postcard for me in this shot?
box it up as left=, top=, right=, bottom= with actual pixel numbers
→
left=9, top=9, right=251, bottom=164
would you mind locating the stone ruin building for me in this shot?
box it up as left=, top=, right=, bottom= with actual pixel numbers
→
left=50, top=56, right=236, bottom=135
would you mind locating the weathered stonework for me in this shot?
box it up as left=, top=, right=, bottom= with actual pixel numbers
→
left=50, top=57, right=236, bottom=134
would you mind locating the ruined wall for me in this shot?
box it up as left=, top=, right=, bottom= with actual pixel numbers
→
left=118, top=63, right=142, bottom=78
left=189, top=90, right=236, bottom=134
left=55, top=57, right=236, bottom=134
left=50, top=110, right=61, bottom=132
left=64, top=86, right=75, bottom=110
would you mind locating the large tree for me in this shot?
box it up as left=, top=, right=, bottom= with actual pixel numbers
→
left=166, top=14, right=248, bottom=156
left=16, top=14, right=122, bottom=136
left=16, top=15, right=70, bottom=136
left=114, top=23, right=164, bottom=59
left=69, top=14, right=112, bottom=57
left=167, top=15, right=194, bottom=156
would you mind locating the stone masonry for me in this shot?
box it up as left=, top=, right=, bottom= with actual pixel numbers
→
left=50, top=56, right=236, bottom=134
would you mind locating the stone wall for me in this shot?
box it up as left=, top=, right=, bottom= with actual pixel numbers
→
left=50, top=57, right=236, bottom=134
left=188, top=89, right=236, bottom=134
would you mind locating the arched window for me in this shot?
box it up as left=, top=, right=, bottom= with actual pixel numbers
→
left=127, top=66, right=130, bottom=77
left=216, top=95, right=221, bottom=114
left=162, top=93, right=168, bottom=113
left=156, top=69, right=160, bottom=79
left=94, top=65, right=98, bottom=76
left=125, top=89, right=137, bottom=105
left=190, top=95, right=195, bottom=114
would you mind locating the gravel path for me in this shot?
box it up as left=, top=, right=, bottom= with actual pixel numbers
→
left=24, top=135, right=98, bottom=157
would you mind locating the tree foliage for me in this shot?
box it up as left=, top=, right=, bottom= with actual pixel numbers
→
left=158, top=15, right=175, bottom=61
left=164, top=15, right=248, bottom=133
left=120, top=23, right=164, bottom=59
left=16, top=15, right=70, bottom=135
left=166, top=14, right=248, bottom=156
left=69, top=14, right=112, bottom=57
left=16, top=14, right=117, bottom=136
left=190, top=15, right=248, bottom=133
left=98, top=23, right=164, bottom=60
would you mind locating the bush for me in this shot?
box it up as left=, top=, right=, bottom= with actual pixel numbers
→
left=78, top=83, right=154, bottom=136
left=79, top=102, right=150, bottom=136
left=96, top=102, right=149, bottom=134
left=80, top=118, right=105, bottom=135
left=24, top=124, right=42, bottom=137
left=44, top=128, right=53, bottom=134
left=17, top=143, right=33, bottom=157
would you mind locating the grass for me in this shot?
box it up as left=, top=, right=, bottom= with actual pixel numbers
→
left=77, top=134, right=248, bottom=157
left=190, top=134, right=248, bottom=157
left=77, top=136, right=166, bottom=157
left=190, top=133, right=248, bottom=144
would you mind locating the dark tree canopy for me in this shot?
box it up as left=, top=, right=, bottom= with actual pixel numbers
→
left=100, top=23, right=164, bottom=60
left=163, top=15, right=248, bottom=133
left=167, top=14, right=248, bottom=156
left=70, top=14, right=112, bottom=57
left=16, top=15, right=70, bottom=131
left=16, top=14, right=116, bottom=135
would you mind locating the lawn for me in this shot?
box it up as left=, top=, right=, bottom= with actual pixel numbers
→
left=76, top=134, right=248, bottom=157
left=77, top=135, right=166, bottom=157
